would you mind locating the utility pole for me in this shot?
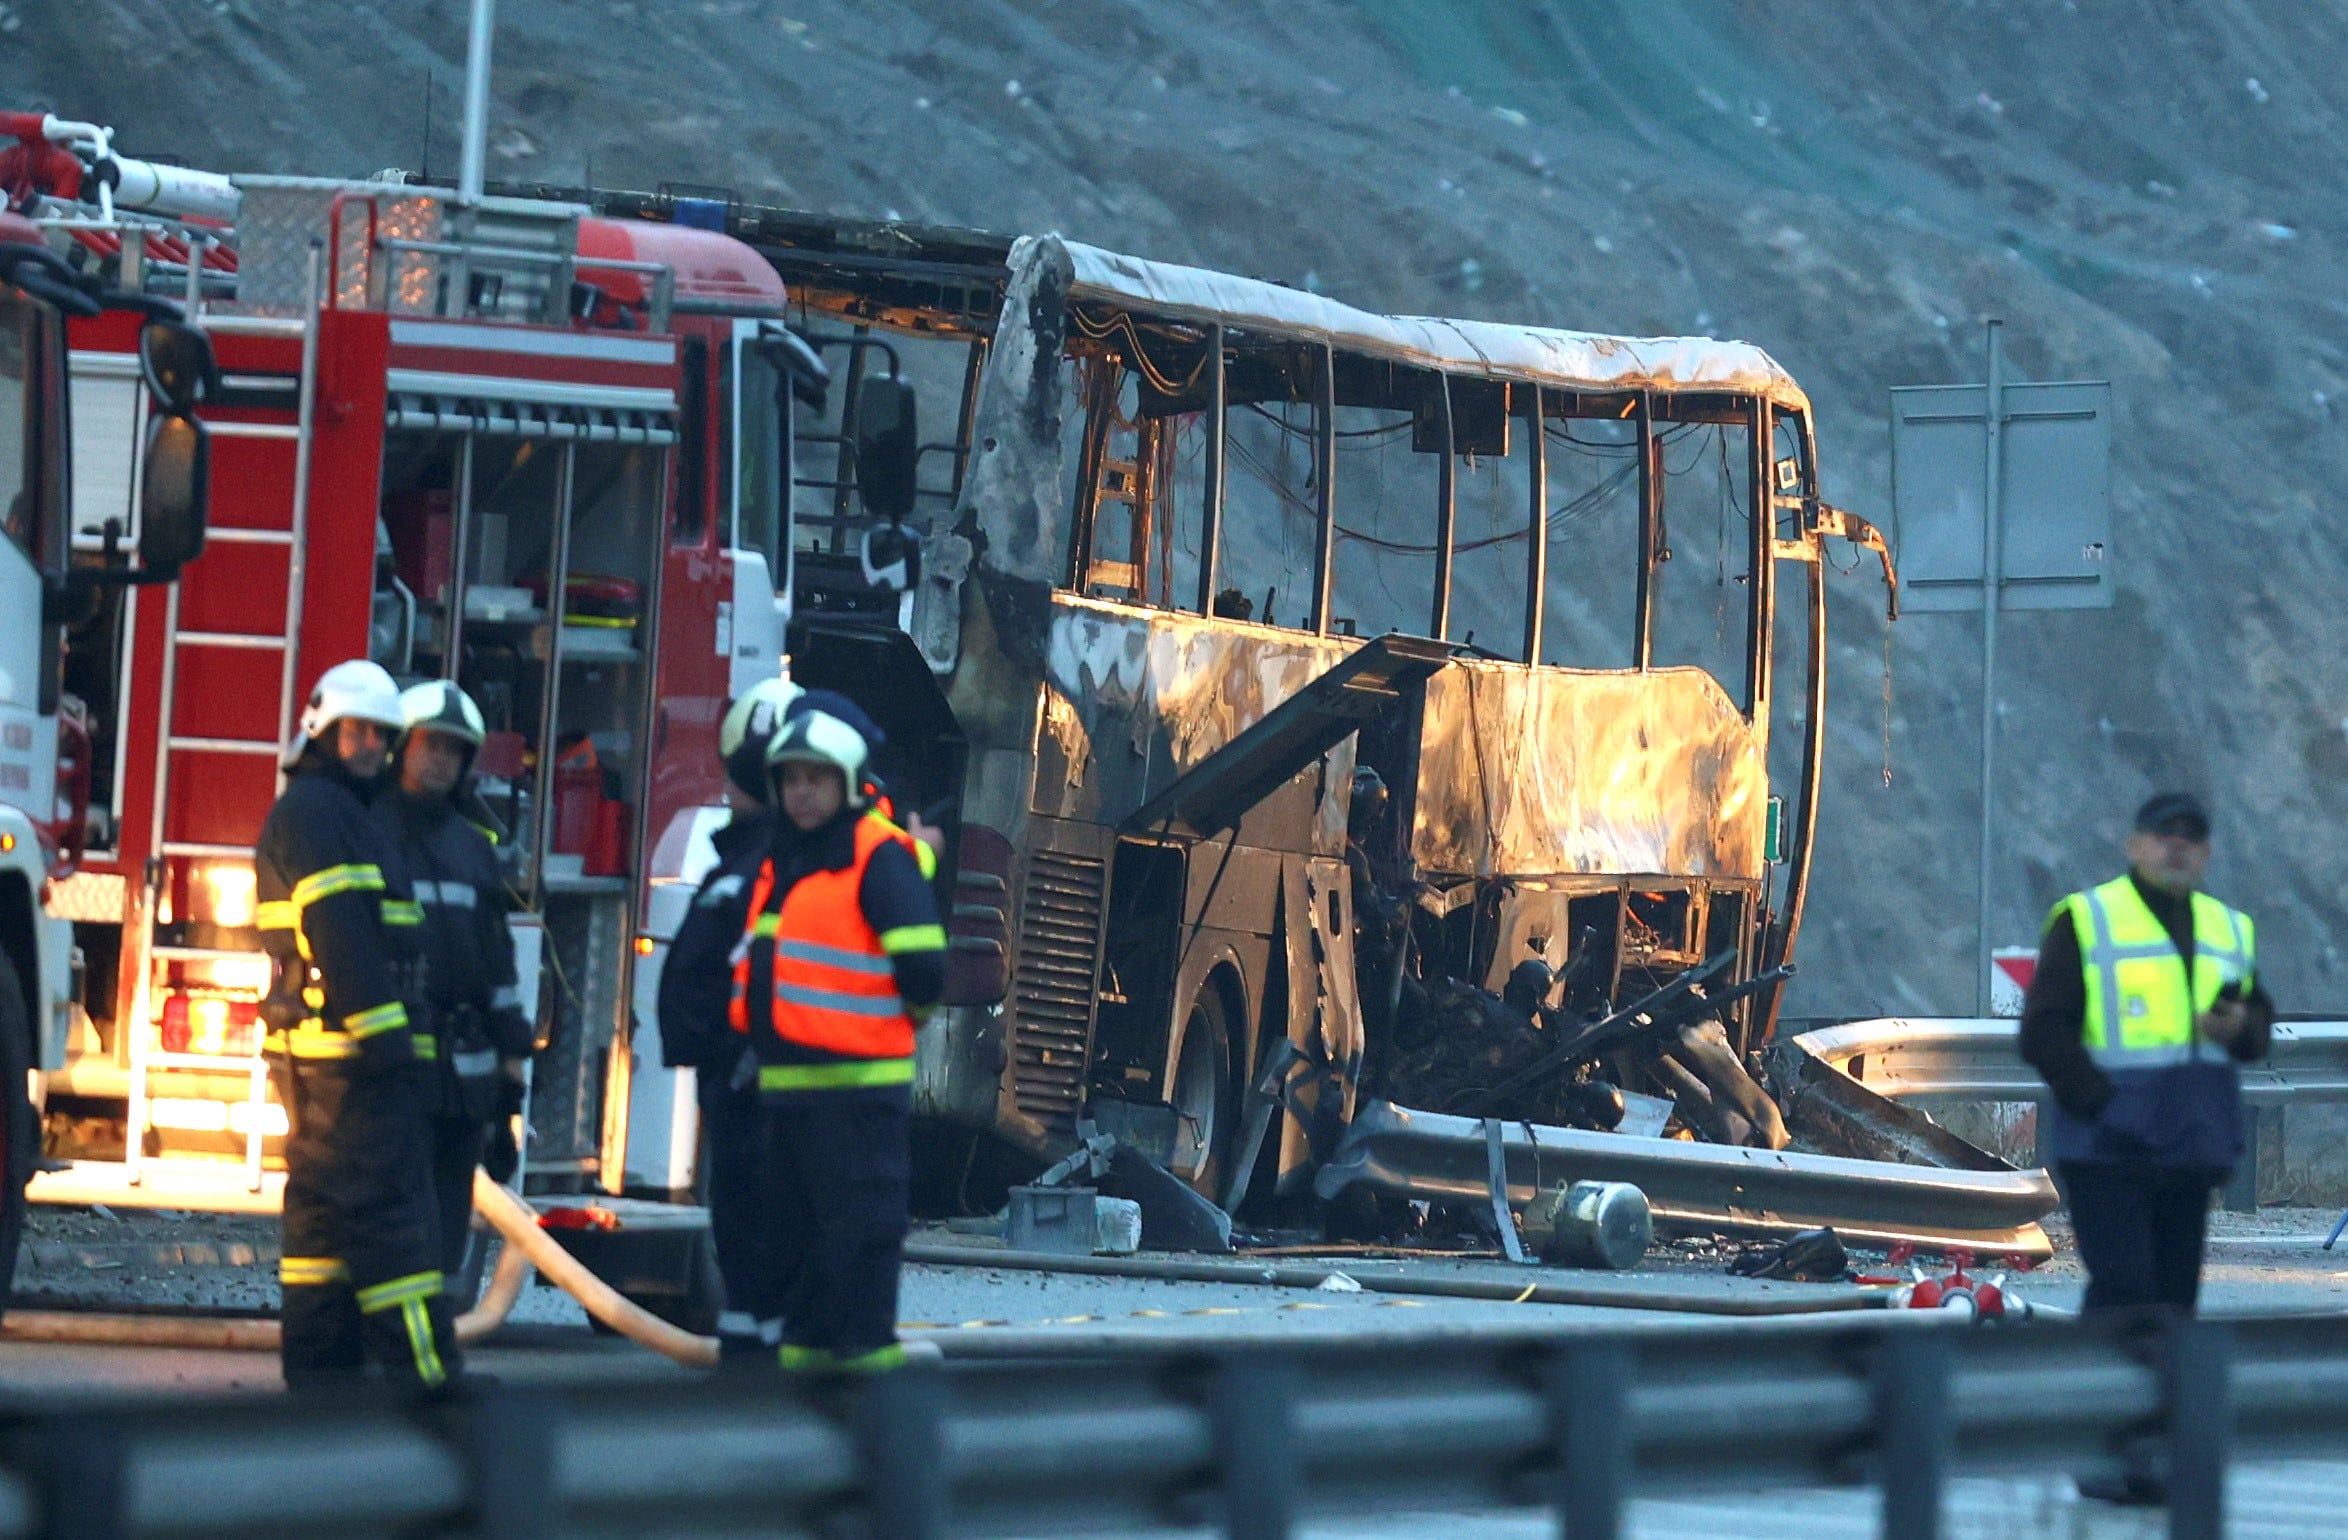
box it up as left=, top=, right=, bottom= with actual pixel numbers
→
left=1974, top=320, right=2004, bottom=1017
left=458, top=0, right=497, bottom=203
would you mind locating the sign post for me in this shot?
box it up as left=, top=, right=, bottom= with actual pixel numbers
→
left=1892, top=324, right=2112, bottom=1015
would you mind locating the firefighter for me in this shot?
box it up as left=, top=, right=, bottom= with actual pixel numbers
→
left=2021, top=792, right=2273, bottom=1317
left=655, top=673, right=801, bottom=1366
left=375, top=680, right=537, bottom=1278
left=258, top=659, right=458, bottom=1391
left=736, top=706, right=946, bottom=1374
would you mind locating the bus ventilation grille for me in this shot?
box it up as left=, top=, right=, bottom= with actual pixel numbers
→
left=1008, top=850, right=1106, bottom=1133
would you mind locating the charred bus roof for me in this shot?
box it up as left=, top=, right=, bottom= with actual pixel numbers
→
left=480, top=180, right=1800, bottom=407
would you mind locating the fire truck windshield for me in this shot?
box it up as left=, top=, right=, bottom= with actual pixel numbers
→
left=0, top=292, right=32, bottom=552
left=735, top=337, right=787, bottom=581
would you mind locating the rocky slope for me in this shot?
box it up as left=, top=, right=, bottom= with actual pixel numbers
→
left=9, top=0, right=2348, bottom=1017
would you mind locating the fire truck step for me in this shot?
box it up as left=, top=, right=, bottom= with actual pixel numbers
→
left=176, top=632, right=289, bottom=651
left=203, top=528, right=296, bottom=546
left=204, top=422, right=300, bottom=441
left=152, top=944, right=265, bottom=963
left=166, top=736, right=281, bottom=755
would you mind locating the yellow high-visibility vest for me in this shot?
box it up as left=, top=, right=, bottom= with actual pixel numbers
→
left=2053, top=875, right=2255, bottom=1069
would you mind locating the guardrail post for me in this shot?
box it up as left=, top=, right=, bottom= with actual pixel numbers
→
left=855, top=1361, right=947, bottom=1540
left=1547, top=1339, right=1632, bottom=1540
left=7, top=1410, right=127, bottom=1540
left=1872, top=1331, right=1952, bottom=1540
left=1213, top=1353, right=1298, bottom=1540
left=2166, top=1319, right=2232, bottom=1540
left=444, top=1383, right=558, bottom=1539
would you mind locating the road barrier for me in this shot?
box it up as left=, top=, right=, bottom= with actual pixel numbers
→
left=1790, top=1017, right=2348, bottom=1208
left=2, top=1312, right=2344, bottom=1538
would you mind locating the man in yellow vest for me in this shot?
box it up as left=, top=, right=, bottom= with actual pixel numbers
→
left=2020, top=792, right=2272, bottom=1317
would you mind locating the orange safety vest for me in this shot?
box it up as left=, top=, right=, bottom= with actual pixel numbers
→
left=728, top=815, right=921, bottom=1061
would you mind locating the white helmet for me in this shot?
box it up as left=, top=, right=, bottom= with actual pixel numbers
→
left=720, top=675, right=803, bottom=803
left=289, top=659, right=405, bottom=766
left=764, top=707, right=871, bottom=808
left=399, top=679, right=487, bottom=746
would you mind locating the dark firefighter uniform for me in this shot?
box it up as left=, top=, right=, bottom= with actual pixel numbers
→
left=258, top=665, right=457, bottom=1390
left=659, top=802, right=785, bottom=1363
left=734, top=708, right=945, bottom=1374
left=655, top=674, right=800, bottom=1364
left=373, top=715, right=535, bottom=1274
left=2021, top=793, right=2271, bottom=1315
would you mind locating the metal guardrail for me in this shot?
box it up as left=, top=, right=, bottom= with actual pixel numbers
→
left=1791, top=1018, right=2348, bottom=1106
left=1316, top=1099, right=2060, bottom=1259
left=2, top=1314, right=2345, bottom=1538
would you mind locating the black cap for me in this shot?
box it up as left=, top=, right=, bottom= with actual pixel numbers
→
left=2134, top=791, right=2210, bottom=841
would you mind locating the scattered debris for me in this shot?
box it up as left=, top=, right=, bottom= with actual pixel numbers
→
left=1727, top=1227, right=1850, bottom=1283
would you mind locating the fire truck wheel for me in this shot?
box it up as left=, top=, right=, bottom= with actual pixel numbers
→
left=0, top=950, right=32, bottom=1327
left=1167, top=978, right=1240, bottom=1202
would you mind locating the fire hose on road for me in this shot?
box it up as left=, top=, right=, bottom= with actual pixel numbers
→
left=2, top=1172, right=724, bottom=1367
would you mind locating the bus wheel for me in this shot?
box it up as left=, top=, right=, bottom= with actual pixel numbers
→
left=1167, top=981, right=1238, bottom=1201
left=0, top=951, right=32, bottom=1327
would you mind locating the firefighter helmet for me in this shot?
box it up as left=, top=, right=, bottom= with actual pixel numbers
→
left=765, top=707, right=871, bottom=808
left=398, top=679, right=487, bottom=746
left=719, top=675, right=803, bottom=802
left=288, top=659, right=404, bottom=765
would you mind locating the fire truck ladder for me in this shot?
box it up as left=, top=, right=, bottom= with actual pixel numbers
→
left=126, top=254, right=322, bottom=1194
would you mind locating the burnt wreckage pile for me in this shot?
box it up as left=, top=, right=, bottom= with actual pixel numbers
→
left=1348, top=768, right=1790, bottom=1153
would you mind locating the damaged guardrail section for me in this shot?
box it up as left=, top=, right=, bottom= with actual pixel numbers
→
left=4, top=1315, right=2342, bottom=1537
left=1315, top=1099, right=2061, bottom=1259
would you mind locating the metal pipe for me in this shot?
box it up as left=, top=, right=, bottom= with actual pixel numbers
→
left=902, top=1243, right=1883, bottom=1317
left=527, top=441, right=578, bottom=904
left=1523, top=385, right=1547, bottom=662
left=1431, top=376, right=1455, bottom=639
left=1745, top=401, right=1771, bottom=719
left=276, top=244, right=325, bottom=786
left=1633, top=393, right=1658, bottom=668
left=457, top=0, right=497, bottom=204
left=1975, top=320, right=2006, bottom=1017
left=1309, top=343, right=1336, bottom=635
left=1195, top=324, right=1226, bottom=615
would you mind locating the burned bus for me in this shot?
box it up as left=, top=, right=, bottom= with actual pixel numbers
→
left=692, top=215, right=1898, bottom=1211
left=503, top=185, right=1898, bottom=1209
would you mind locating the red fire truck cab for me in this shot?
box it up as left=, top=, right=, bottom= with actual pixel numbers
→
left=25, top=171, right=820, bottom=1234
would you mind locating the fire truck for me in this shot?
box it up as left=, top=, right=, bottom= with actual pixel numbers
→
left=4, top=116, right=911, bottom=1267
left=0, top=145, right=216, bottom=1307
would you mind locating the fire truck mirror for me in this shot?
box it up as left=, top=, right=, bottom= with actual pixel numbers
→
left=138, top=318, right=216, bottom=415
left=853, top=374, right=920, bottom=525
left=138, top=413, right=210, bottom=577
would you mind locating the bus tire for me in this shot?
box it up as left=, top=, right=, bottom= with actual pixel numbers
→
left=0, top=950, right=32, bottom=1327
left=1166, top=975, right=1240, bottom=1202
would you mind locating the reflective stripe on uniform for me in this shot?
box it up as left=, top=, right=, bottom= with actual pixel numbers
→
left=411, top=1034, right=438, bottom=1061
left=777, top=938, right=894, bottom=975
left=356, top=1271, right=448, bottom=1388
left=264, top=1022, right=360, bottom=1059
left=878, top=923, right=946, bottom=956
left=343, top=1001, right=409, bottom=1039
left=451, top=1048, right=499, bottom=1078
left=380, top=898, right=424, bottom=928
left=773, top=982, right=906, bottom=1018
left=834, top=1343, right=907, bottom=1373
left=412, top=880, right=479, bottom=910
left=490, top=985, right=522, bottom=1010
left=291, top=863, right=386, bottom=909
left=279, top=1255, right=349, bottom=1286
left=356, top=1270, right=443, bottom=1312
left=257, top=901, right=297, bottom=932
left=779, top=1344, right=832, bottom=1373
left=758, top=1057, right=914, bottom=1092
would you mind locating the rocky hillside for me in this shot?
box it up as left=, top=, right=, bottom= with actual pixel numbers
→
left=10, top=0, right=2348, bottom=1016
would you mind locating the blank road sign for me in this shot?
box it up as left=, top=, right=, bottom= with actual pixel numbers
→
left=1890, top=380, right=2114, bottom=611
